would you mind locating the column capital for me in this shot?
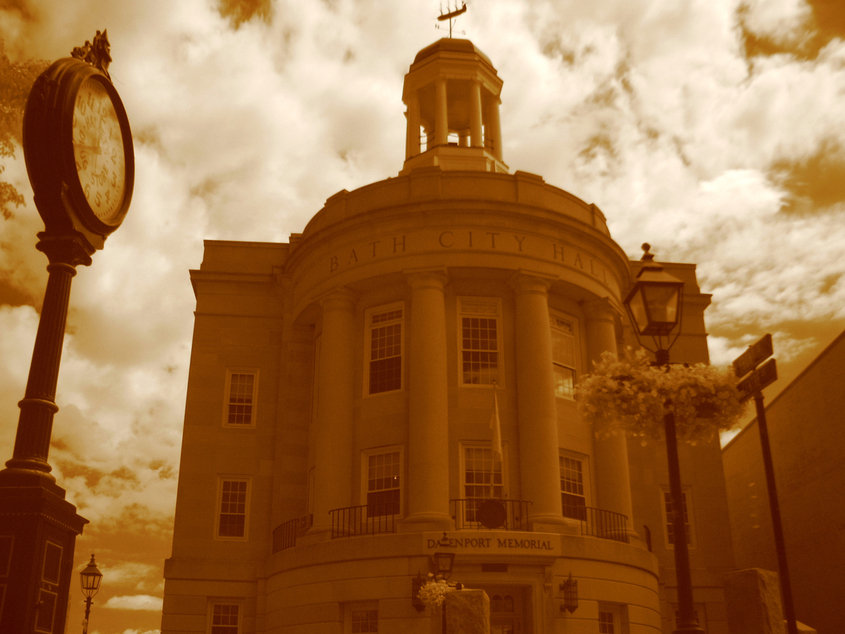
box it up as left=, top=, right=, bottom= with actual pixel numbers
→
left=319, top=286, right=357, bottom=311
left=405, top=267, right=448, bottom=291
left=580, top=297, right=620, bottom=323
left=510, top=271, right=553, bottom=296
left=36, top=231, right=93, bottom=269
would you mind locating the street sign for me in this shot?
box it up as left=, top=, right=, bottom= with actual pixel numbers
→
left=733, top=333, right=773, bottom=378
left=737, top=357, right=778, bottom=401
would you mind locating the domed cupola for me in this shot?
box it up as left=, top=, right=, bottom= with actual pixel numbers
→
left=401, top=38, right=507, bottom=174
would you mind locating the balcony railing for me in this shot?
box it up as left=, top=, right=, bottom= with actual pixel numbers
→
left=330, top=504, right=398, bottom=538
left=567, top=505, right=629, bottom=543
left=450, top=498, right=532, bottom=531
left=325, top=500, right=628, bottom=544
left=272, top=514, right=313, bottom=552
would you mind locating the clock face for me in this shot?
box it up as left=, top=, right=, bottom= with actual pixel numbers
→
left=72, top=77, right=127, bottom=226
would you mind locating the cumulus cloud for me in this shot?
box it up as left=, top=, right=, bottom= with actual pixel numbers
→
left=103, top=595, right=164, bottom=611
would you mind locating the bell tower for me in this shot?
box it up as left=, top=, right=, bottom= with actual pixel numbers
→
left=401, top=38, right=508, bottom=174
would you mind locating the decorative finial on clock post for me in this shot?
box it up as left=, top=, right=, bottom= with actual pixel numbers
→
left=71, top=29, right=112, bottom=80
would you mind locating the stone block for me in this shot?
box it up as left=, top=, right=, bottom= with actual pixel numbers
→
left=445, top=588, right=490, bottom=634
left=724, top=568, right=785, bottom=634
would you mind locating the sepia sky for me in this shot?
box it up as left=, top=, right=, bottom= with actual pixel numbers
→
left=1, top=1, right=844, bottom=633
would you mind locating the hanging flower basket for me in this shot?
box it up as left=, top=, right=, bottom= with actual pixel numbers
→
left=574, top=349, right=744, bottom=444
left=417, top=575, right=454, bottom=608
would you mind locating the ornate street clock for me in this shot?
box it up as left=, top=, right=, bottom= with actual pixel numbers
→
left=2, top=31, right=135, bottom=634
left=23, top=30, right=134, bottom=254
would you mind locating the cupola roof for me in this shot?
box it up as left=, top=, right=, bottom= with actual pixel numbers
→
left=401, top=38, right=507, bottom=175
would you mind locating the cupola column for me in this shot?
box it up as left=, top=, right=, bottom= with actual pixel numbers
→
left=311, top=288, right=356, bottom=532
left=469, top=80, right=483, bottom=147
left=487, top=97, right=502, bottom=160
left=404, top=270, right=451, bottom=529
left=513, top=274, right=564, bottom=527
left=434, top=78, right=449, bottom=147
left=583, top=299, right=635, bottom=525
left=405, top=90, right=421, bottom=159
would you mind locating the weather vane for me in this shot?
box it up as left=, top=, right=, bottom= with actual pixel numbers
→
left=437, top=2, right=467, bottom=38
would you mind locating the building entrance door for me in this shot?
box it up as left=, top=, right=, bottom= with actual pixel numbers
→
left=480, top=585, right=530, bottom=634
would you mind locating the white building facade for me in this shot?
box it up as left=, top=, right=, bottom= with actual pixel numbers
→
left=162, top=39, right=736, bottom=634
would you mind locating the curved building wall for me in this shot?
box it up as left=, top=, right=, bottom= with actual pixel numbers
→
left=162, top=38, right=735, bottom=634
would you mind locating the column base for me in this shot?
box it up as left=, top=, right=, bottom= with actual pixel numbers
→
left=0, top=472, right=87, bottom=634
left=529, top=513, right=566, bottom=533
left=400, top=512, right=453, bottom=532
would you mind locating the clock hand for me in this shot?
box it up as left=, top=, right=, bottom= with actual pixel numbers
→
left=75, top=143, right=102, bottom=153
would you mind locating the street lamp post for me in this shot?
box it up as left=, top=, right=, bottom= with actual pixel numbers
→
left=432, top=552, right=455, bottom=634
left=623, top=244, right=704, bottom=634
left=79, top=554, right=102, bottom=634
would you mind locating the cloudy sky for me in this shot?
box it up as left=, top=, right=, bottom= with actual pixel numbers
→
left=1, top=0, right=844, bottom=632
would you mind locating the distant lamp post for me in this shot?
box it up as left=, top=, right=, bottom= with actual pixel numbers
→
left=623, top=244, right=703, bottom=634
left=79, top=554, right=102, bottom=634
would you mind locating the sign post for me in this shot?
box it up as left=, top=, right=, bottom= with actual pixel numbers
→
left=733, top=335, right=796, bottom=634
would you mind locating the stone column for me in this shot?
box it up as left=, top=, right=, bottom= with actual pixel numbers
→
left=469, top=80, right=483, bottom=148
left=311, top=288, right=356, bottom=532
left=405, top=90, right=420, bottom=159
left=404, top=271, right=451, bottom=530
left=434, top=78, right=448, bottom=147
left=513, top=274, right=563, bottom=527
left=583, top=298, right=634, bottom=523
left=487, top=96, right=502, bottom=160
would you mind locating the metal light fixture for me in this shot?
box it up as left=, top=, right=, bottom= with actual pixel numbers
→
left=432, top=551, right=455, bottom=580
left=624, top=243, right=684, bottom=365
left=560, top=574, right=578, bottom=614
left=80, top=554, right=102, bottom=634
left=623, top=245, right=703, bottom=634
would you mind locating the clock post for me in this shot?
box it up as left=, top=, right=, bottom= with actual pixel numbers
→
left=0, top=31, right=133, bottom=634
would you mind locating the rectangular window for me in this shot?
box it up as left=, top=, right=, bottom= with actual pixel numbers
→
left=663, top=489, right=694, bottom=547
left=459, top=298, right=501, bottom=386
left=598, top=603, right=628, bottom=634
left=560, top=454, right=587, bottom=520
left=225, top=371, right=257, bottom=426
left=34, top=589, right=57, bottom=633
left=210, top=603, right=240, bottom=634
left=217, top=479, right=249, bottom=539
left=599, top=610, right=615, bottom=634
left=551, top=314, right=577, bottom=399
left=366, top=450, right=401, bottom=517
left=0, top=535, right=13, bottom=576
left=366, top=305, right=403, bottom=394
left=350, top=607, right=378, bottom=633
left=42, top=542, right=62, bottom=585
left=462, top=445, right=504, bottom=523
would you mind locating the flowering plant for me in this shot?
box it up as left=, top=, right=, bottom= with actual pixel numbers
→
left=417, top=574, right=454, bottom=608
left=575, top=349, right=744, bottom=443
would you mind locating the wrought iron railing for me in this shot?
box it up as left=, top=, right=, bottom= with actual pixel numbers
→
left=450, top=498, right=532, bottom=531
left=330, top=504, right=398, bottom=538
left=572, top=505, right=629, bottom=543
left=272, top=514, right=313, bottom=552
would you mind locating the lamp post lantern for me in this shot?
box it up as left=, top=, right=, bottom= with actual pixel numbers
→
left=624, top=244, right=704, bottom=634
left=79, top=554, right=102, bottom=634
